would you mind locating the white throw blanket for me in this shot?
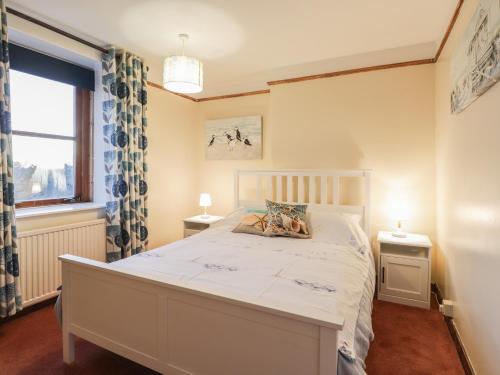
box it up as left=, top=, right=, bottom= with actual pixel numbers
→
left=115, top=215, right=373, bottom=361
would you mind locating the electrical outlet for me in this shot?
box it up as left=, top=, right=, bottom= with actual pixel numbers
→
left=439, top=299, right=454, bottom=318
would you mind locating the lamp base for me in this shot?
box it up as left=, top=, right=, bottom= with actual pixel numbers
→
left=200, top=214, right=211, bottom=219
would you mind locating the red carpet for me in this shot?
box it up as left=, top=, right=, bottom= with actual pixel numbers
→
left=365, top=298, right=464, bottom=374
left=0, top=298, right=463, bottom=374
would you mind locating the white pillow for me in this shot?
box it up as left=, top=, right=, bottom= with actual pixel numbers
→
left=310, top=211, right=368, bottom=254
left=342, top=213, right=363, bottom=227
left=222, top=206, right=268, bottom=227
left=218, top=207, right=247, bottom=227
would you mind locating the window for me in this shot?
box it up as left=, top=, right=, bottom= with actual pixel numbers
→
left=9, top=44, right=94, bottom=208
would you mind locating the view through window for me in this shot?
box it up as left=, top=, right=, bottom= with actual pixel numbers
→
left=10, top=70, right=76, bottom=203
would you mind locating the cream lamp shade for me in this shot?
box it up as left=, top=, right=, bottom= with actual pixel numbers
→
left=388, top=194, right=411, bottom=238
left=163, top=34, right=203, bottom=94
left=199, top=193, right=212, bottom=218
left=199, top=193, right=212, bottom=207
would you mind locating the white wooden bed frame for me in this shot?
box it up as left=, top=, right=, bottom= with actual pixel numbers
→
left=59, top=169, right=371, bottom=375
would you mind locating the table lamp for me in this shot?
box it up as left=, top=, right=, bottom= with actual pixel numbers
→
left=199, top=193, right=212, bottom=219
left=392, top=219, right=407, bottom=238
left=391, top=204, right=409, bottom=238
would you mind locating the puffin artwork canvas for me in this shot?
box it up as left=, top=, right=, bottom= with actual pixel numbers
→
left=205, top=116, right=262, bottom=160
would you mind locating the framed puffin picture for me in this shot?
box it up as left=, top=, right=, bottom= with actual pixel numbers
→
left=205, top=116, right=262, bottom=160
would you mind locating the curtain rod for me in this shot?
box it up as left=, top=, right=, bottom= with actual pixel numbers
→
left=6, top=7, right=108, bottom=54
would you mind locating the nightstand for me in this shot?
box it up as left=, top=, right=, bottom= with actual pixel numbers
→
left=377, top=231, right=432, bottom=309
left=183, top=215, right=224, bottom=238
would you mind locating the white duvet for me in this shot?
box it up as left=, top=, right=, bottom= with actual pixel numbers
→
left=114, top=209, right=375, bottom=361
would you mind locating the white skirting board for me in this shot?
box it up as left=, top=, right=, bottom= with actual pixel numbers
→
left=17, top=219, right=106, bottom=307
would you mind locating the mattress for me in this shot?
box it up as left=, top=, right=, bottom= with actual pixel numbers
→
left=113, top=209, right=375, bottom=373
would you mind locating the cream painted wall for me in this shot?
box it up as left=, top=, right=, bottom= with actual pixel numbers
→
left=435, top=0, right=500, bottom=373
left=198, top=66, right=437, bottom=277
left=147, top=86, right=200, bottom=247
left=198, top=94, right=272, bottom=216
left=269, top=66, right=436, bottom=240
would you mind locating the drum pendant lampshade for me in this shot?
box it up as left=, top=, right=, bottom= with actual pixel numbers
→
left=163, top=34, right=203, bottom=94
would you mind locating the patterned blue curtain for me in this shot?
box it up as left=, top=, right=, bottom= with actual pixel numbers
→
left=0, top=0, right=21, bottom=318
left=102, top=48, right=149, bottom=262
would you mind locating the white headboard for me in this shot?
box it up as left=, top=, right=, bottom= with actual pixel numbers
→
left=234, top=169, right=371, bottom=238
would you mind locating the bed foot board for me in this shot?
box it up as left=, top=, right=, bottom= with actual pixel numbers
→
left=59, top=255, right=343, bottom=375
left=320, top=326, right=338, bottom=374
left=62, top=332, right=75, bottom=364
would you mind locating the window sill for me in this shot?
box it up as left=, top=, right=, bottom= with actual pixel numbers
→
left=16, top=202, right=105, bottom=219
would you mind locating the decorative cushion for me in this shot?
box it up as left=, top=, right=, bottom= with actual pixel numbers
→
left=263, top=200, right=311, bottom=238
left=232, top=213, right=269, bottom=236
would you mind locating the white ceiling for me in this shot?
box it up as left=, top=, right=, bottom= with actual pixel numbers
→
left=7, top=0, right=458, bottom=98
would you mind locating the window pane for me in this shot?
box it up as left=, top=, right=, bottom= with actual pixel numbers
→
left=10, top=70, right=75, bottom=136
left=13, top=136, right=75, bottom=202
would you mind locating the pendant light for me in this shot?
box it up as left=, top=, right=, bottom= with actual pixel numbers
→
left=163, top=34, right=203, bottom=94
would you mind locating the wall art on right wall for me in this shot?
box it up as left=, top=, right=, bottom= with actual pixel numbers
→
left=451, top=0, right=500, bottom=114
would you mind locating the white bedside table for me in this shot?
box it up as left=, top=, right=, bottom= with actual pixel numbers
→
left=377, top=231, right=432, bottom=309
left=183, top=215, right=224, bottom=238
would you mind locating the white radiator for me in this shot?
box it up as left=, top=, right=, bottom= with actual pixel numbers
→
left=17, top=219, right=106, bottom=307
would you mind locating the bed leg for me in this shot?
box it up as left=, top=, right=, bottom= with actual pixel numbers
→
left=319, top=327, right=338, bottom=375
left=61, top=264, right=75, bottom=364
left=63, top=332, right=75, bottom=365
left=63, top=331, right=75, bottom=364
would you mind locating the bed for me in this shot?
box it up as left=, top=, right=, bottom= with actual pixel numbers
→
left=59, top=169, right=374, bottom=375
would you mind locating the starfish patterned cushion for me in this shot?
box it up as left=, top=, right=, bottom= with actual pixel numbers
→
left=232, top=213, right=269, bottom=236
left=263, top=199, right=311, bottom=239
